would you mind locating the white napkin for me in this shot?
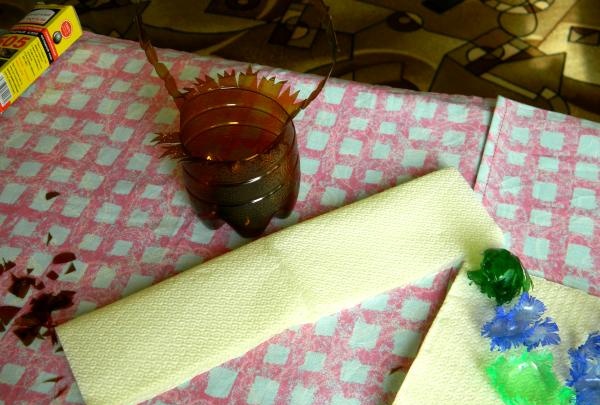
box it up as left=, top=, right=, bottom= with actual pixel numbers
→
left=56, top=168, right=504, bottom=405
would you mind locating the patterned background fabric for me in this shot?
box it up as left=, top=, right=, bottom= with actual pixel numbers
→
left=0, top=32, right=494, bottom=405
left=0, top=1, right=599, bottom=404
left=1, top=0, right=598, bottom=121
left=0, top=30, right=598, bottom=404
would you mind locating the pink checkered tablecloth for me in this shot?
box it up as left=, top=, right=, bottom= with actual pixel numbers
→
left=474, top=96, right=600, bottom=296
left=0, top=32, right=598, bottom=405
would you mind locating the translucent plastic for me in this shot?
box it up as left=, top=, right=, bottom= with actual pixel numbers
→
left=136, top=0, right=337, bottom=237
left=180, top=88, right=300, bottom=237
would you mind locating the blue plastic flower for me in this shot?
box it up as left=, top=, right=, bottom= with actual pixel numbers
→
left=576, top=332, right=600, bottom=358
left=482, top=306, right=532, bottom=351
left=524, top=318, right=561, bottom=350
left=481, top=293, right=560, bottom=352
left=567, top=332, right=600, bottom=405
left=512, top=293, right=546, bottom=325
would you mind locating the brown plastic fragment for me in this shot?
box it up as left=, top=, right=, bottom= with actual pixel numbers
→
left=8, top=275, right=36, bottom=298
left=52, top=252, right=76, bottom=265
left=43, top=376, right=63, bottom=383
left=65, top=263, right=76, bottom=274
left=45, top=191, right=60, bottom=200
left=0, top=306, right=20, bottom=324
left=47, top=271, right=59, bottom=280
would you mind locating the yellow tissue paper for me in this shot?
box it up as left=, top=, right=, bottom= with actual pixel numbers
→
left=394, top=271, right=600, bottom=405
left=56, top=168, right=504, bottom=405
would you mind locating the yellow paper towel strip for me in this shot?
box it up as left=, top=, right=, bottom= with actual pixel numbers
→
left=394, top=271, right=600, bottom=404
left=56, top=168, right=504, bottom=405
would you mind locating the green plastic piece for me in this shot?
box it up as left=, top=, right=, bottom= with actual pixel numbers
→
left=468, top=248, right=533, bottom=305
left=487, top=350, right=576, bottom=405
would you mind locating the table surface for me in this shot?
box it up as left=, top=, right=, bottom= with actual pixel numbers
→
left=0, top=32, right=598, bottom=405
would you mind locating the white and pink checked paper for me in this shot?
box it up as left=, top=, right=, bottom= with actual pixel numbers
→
left=0, top=32, right=597, bottom=405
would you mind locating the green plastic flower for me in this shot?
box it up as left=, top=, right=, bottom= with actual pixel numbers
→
left=487, top=350, right=575, bottom=405
left=468, top=248, right=533, bottom=305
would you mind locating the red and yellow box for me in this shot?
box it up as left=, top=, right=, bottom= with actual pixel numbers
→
left=0, top=4, right=82, bottom=113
